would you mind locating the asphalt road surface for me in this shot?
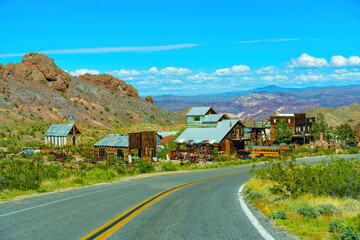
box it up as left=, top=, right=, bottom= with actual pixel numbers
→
left=0, top=155, right=358, bottom=240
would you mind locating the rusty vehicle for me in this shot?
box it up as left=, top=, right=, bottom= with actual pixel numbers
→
left=170, top=149, right=185, bottom=159
left=198, top=151, right=214, bottom=161
left=184, top=153, right=199, bottom=163
left=37, top=146, right=54, bottom=152
left=237, top=149, right=251, bottom=160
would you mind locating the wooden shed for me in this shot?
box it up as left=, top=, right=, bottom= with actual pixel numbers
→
left=94, top=134, right=130, bottom=161
left=129, top=131, right=157, bottom=161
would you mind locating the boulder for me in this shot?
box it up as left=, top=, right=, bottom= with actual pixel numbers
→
left=78, top=73, right=139, bottom=97
left=145, top=96, right=153, bottom=104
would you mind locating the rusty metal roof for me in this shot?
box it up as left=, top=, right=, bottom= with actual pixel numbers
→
left=94, top=134, right=129, bottom=147
left=45, top=124, right=74, bottom=137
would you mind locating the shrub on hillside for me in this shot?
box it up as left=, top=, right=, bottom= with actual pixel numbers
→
left=317, top=203, right=339, bottom=216
left=7, top=145, right=22, bottom=154
left=160, top=161, right=178, bottom=171
left=269, top=210, right=287, bottom=220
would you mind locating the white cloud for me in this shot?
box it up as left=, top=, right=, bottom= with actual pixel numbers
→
left=169, top=79, right=182, bottom=83
left=331, top=55, right=360, bottom=67
left=158, top=67, right=192, bottom=75
left=289, top=53, right=328, bottom=68
left=214, top=65, right=250, bottom=76
left=70, top=69, right=100, bottom=76
left=0, top=44, right=202, bottom=58
left=109, top=69, right=140, bottom=77
left=294, top=74, right=325, bottom=82
left=256, top=66, right=277, bottom=74
left=261, top=75, right=289, bottom=82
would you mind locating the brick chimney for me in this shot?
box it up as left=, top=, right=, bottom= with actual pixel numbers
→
left=320, top=132, right=323, bottom=142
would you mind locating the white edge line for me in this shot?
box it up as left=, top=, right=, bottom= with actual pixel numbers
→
left=238, top=184, right=275, bottom=240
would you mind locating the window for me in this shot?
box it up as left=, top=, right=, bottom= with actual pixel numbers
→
left=309, top=119, right=312, bottom=122
left=99, top=148, right=106, bottom=159
left=194, top=116, right=200, bottom=121
left=288, top=119, right=291, bottom=123
left=274, top=119, right=277, bottom=123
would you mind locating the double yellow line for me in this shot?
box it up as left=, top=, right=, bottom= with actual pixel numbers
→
left=80, top=170, right=248, bottom=240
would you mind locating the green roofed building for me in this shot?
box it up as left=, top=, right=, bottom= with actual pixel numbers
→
left=45, top=115, right=82, bottom=147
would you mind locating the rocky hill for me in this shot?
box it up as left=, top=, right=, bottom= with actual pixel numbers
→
left=305, top=103, right=360, bottom=127
left=0, top=53, right=185, bottom=129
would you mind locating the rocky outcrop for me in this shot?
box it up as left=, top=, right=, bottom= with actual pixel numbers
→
left=78, top=73, right=139, bottom=97
left=145, top=96, right=153, bottom=104
left=1, top=53, right=70, bottom=91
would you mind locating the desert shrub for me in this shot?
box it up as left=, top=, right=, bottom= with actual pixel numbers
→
left=348, top=147, right=359, bottom=154
left=329, top=219, right=344, bottom=232
left=160, top=161, right=178, bottom=171
left=85, top=168, right=116, bottom=181
left=252, top=157, right=360, bottom=199
left=298, top=205, right=320, bottom=218
left=317, top=203, right=339, bottom=215
left=137, top=159, right=155, bottom=173
left=269, top=210, right=287, bottom=220
left=73, top=177, right=85, bottom=185
left=7, top=144, right=22, bottom=154
left=0, top=159, right=59, bottom=191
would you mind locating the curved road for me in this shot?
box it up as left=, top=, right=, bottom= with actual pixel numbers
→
left=0, top=155, right=357, bottom=240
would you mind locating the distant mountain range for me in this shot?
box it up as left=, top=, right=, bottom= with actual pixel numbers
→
left=154, top=84, right=360, bottom=120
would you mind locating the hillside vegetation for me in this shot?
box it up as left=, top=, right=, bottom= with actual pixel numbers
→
left=0, top=53, right=185, bottom=131
left=306, top=103, right=360, bottom=127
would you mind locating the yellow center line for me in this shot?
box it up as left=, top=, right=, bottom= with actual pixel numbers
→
left=80, top=170, right=248, bottom=240
left=80, top=157, right=326, bottom=240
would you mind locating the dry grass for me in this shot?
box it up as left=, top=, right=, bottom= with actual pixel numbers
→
left=245, top=178, right=360, bottom=239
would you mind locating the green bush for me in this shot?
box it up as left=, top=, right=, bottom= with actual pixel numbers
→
left=160, top=161, right=178, bottom=171
left=348, top=147, right=359, bottom=154
left=252, top=157, right=360, bottom=199
left=7, top=145, right=22, bottom=154
left=86, top=168, right=116, bottom=181
left=137, top=159, right=155, bottom=173
left=317, top=203, right=339, bottom=216
left=298, top=205, right=320, bottom=218
left=269, top=210, right=287, bottom=220
left=0, top=149, right=6, bottom=159
left=329, top=219, right=343, bottom=232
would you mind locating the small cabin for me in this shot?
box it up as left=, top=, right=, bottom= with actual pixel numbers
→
left=94, top=134, right=130, bottom=161
left=45, top=115, right=82, bottom=147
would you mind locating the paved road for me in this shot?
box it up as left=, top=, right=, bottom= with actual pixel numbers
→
left=0, top=155, right=357, bottom=240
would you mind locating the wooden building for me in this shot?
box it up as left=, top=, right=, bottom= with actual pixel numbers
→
left=94, top=131, right=158, bottom=162
left=269, top=112, right=315, bottom=144
left=129, top=131, right=157, bottom=161
left=186, top=107, right=217, bottom=127
left=94, top=134, right=130, bottom=161
left=175, top=119, right=245, bottom=155
left=45, top=115, right=82, bottom=147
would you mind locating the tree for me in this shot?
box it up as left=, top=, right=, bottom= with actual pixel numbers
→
left=275, top=119, right=292, bottom=143
left=312, top=113, right=329, bottom=141
left=335, top=123, right=355, bottom=143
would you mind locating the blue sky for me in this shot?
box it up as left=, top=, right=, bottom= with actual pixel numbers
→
left=1, top=0, right=360, bottom=96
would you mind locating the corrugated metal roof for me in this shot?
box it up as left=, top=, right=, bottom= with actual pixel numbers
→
left=186, top=107, right=212, bottom=116
left=203, top=114, right=225, bottom=123
left=45, top=124, right=74, bottom=137
left=94, top=134, right=129, bottom=147
left=175, top=119, right=240, bottom=144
